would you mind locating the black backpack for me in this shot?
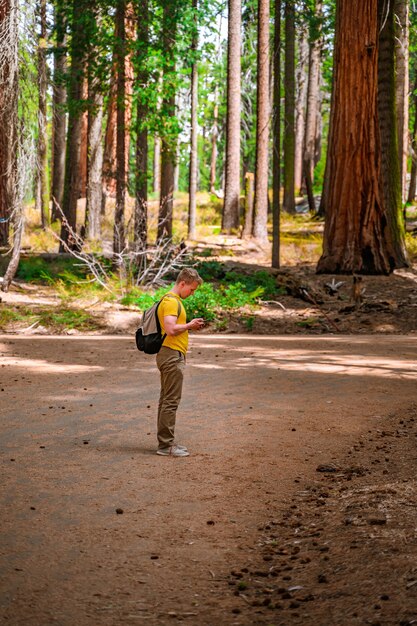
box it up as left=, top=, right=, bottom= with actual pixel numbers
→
left=135, top=296, right=181, bottom=354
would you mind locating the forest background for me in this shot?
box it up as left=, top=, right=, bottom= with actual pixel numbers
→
left=0, top=0, right=416, bottom=335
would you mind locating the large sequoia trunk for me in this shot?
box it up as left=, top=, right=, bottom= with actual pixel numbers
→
left=317, top=0, right=407, bottom=275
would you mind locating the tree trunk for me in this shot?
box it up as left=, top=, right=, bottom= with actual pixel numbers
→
left=188, top=0, right=198, bottom=239
left=173, top=132, right=180, bottom=192
left=253, top=0, right=270, bottom=242
left=242, top=172, right=254, bottom=237
left=272, top=0, right=281, bottom=268
left=1, top=207, right=23, bottom=292
left=59, top=0, right=87, bottom=251
left=317, top=0, right=407, bottom=275
left=407, top=73, right=417, bottom=203
left=209, top=94, right=218, bottom=193
left=153, top=135, right=161, bottom=195
left=85, top=59, right=104, bottom=240
left=134, top=0, right=148, bottom=250
left=314, top=67, right=323, bottom=167
left=36, top=0, right=49, bottom=228
left=113, top=0, right=127, bottom=257
left=377, top=0, right=408, bottom=265
left=102, top=5, right=135, bottom=199
left=51, top=0, right=67, bottom=222
left=394, top=0, right=409, bottom=204
left=303, top=0, right=322, bottom=212
left=102, top=63, right=117, bottom=198
left=157, top=1, right=177, bottom=241
left=79, top=77, right=88, bottom=199
left=294, top=23, right=308, bottom=195
left=0, top=0, right=17, bottom=247
left=222, top=0, right=241, bottom=232
left=283, top=0, right=295, bottom=214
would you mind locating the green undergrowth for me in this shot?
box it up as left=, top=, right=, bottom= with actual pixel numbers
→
left=15, top=257, right=89, bottom=284
left=121, top=263, right=284, bottom=321
left=0, top=305, right=102, bottom=332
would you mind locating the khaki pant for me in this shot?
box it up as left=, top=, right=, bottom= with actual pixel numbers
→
left=156, top=346, right=185, bottom=449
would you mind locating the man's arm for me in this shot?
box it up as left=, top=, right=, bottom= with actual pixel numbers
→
left=164, top=315, right=204, bottom=336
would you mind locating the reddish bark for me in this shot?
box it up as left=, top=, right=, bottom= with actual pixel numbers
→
left=317, top=0, right=406, bottom=275
left=102, top=4, right=135, bottom=198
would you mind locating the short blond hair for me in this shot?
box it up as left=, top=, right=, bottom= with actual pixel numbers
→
left=176, top=267, right=203, bottom=285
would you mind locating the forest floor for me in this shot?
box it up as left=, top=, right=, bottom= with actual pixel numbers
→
left=0, top=334, right=416, bottom=625
left=1, top=211, right=417, bottom=624
left=1, top=235, right=417, bottom=337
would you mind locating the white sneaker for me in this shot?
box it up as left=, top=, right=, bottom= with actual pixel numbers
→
left=156, top=445, right=190, bottom=457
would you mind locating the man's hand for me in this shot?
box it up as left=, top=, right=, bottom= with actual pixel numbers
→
left=188, top=318, right=205, bottom=330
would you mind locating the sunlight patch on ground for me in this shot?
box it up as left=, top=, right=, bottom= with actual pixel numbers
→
left=191, top=346, right=417, bottom=380
left=0, top=357, right=103, bottom=373
left=234, top=352, right=415, bottom=379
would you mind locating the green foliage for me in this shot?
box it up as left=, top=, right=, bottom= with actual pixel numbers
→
left=183, top=282, right=218, bottom=320
left=120, top=286, right=169, bottom=309
left=184, top=281, right=262, bottom=320
left=122, top=268, right=279, bottom=322
left=16, top=257, right=87, bottom=284
left=195, top=262, right=283, bottom=300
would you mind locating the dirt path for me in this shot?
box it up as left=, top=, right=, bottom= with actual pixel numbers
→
left=0, top=334, right=416, bottom=625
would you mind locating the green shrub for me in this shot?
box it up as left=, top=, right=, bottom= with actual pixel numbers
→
left=124, top=279, right=266, bottom=321
left=16, top=257, right=87, bottom=284
left=195, top=262, right=283, bottom=300
left=183, top=283, right=218, bottom=320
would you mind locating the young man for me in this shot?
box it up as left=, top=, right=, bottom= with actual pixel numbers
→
left=156, top=268, right=204, bottom=457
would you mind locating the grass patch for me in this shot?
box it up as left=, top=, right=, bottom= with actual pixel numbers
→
left=0, top=304, right=101, bottom=332
left=0, top=307, right=26, bottom=327
left=37, top=307, right=101, bottom=332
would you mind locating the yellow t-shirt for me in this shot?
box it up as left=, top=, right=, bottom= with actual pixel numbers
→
left=158, top=292, right=188, bottom=354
